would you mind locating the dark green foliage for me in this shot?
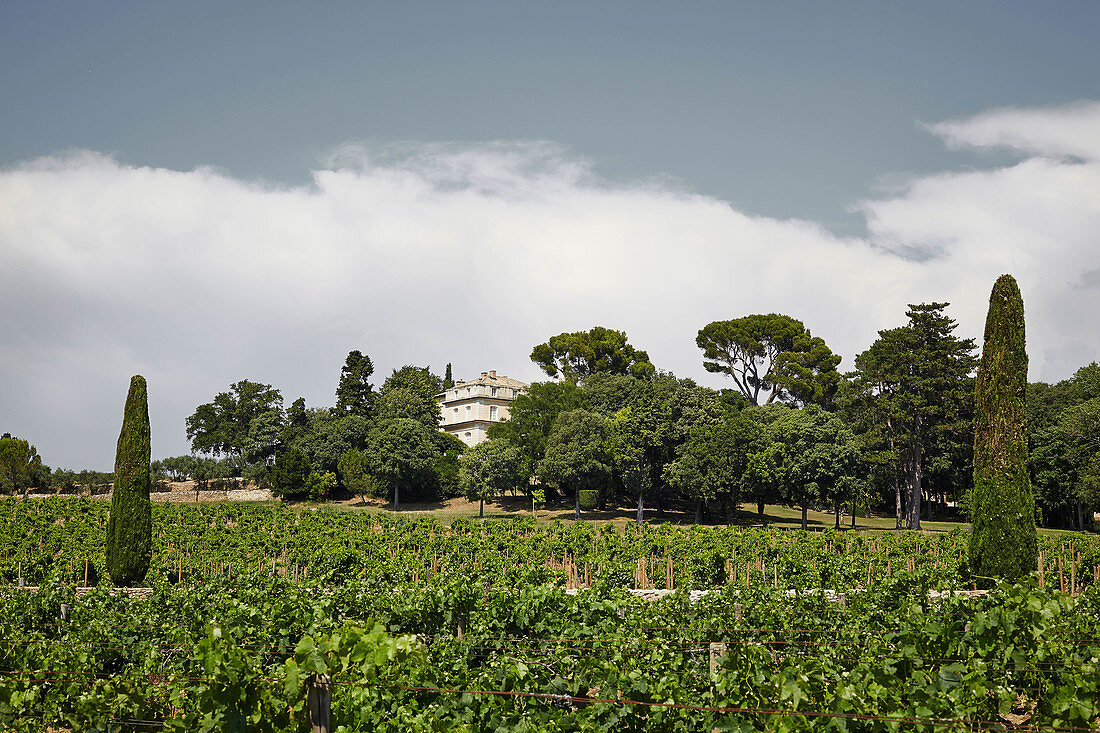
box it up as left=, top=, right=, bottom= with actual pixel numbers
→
left=665, top=411, right=762, bottom=522
left=293, top=411, right=372, bottom=474
left=374, top=387, right=439, bottom=427
left=0, top=435, right=45, bottom=494
left=432, top=431, right=467, bottom=499
left=365, top=418, right=440, bottom=510
left=852, top=303, right=977, bottom=529
left=443, top=363, right=454, bottom=390
left=459, top=439, right=524, bottom=517
left=969, top=275, right=1037, bottom=583
left=530, top=326, right=655, bottom=383
left=153, top=455, right=199, bottom=481
left=748, top=404, right=863, bottom=529
left=1026, top=364, right=1100, bottom=529
left=338, top=449, right=372, bottom=502
left=335, top=350, right=376, bottom=417
left=382, top=365, right=444, bottom=402
left=272, top=448, right=313, bottom=498
left=487, top=381, right=590, bottom=474
left=540, top=409, right=612, bottom=519
left=379, top=365, right=444, bottom=429
left=281, top=397, right=310, bottom=447
left=185, top=380, right=283, bottom=458
left=106, top=375, right=152, bottom=586
left=696, top=313, right=841, bottom=406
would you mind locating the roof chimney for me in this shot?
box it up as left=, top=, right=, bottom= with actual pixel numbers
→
left=481, top=371, right=488, bottom=378
left=490, top=370, right=497, bottom=378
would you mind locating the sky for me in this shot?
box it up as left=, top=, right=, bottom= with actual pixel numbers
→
left=1, top=2, right=1099, bottom=469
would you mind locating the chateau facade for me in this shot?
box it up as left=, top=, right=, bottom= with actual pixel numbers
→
left=436, top=370, right=529, bottom=447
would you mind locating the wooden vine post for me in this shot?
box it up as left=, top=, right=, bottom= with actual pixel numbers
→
left=307, top=673, right=332, bottom=733
left=709, top=642, right=727, bottom=675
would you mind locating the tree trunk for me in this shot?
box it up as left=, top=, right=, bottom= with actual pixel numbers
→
left=757, top=501, right=765, bottom=515
left=887, top=419, right=903, bottom=529
left=894, top=470, right=903, bottom=529
left=801, top=503, right=808, bottom=531
left=479, top=498, right=484, bottom=519
left=835, top=502, right=841, bottom=529
left=695, top=500, right=703, bottom=524
left=636, top=493, right=644, bottom=525
left=906, top=418, right=922, bottom=530
left=851, top=499, right=857, bottom=528
left=393, top=484, right=400, bottom=512
left=574, top=491, right=580, bottom=521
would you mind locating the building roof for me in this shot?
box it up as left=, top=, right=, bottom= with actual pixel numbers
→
left=439, top=370, right=529, bottom=395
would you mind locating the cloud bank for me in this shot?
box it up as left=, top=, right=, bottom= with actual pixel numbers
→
left=2, top=102, right=1099, bottom=468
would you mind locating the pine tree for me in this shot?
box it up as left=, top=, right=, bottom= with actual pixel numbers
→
left=853, top=304, right=977, bottom=530
left=443, top=363, right=454, bottom=390
left=106, top=375, right=152, bottom=586
left=335, top=350, right=375, bottom=417
left=969, top=275, right=1037, bottom=583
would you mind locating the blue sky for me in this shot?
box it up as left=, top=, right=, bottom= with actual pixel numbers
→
left=2, top=2, right=1099, bottom=468
left=5, top=2, right=1096, bottom=231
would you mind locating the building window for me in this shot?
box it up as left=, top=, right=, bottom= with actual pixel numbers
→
left=453, top=407, right=458, bottom=416
left=465, top=387, right=471, bottom=396
left=491, top=387, right=498, bottom=397
left=490, top=405, right=498, bottom=420
left=466, top=406, right=472, bottom=420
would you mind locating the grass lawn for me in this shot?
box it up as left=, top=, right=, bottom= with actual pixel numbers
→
left=223, top=492, right=1079, bottom=537
left=315, top=494, right=985, bottom=533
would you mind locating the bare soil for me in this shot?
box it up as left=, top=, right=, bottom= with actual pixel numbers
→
left=26, top=480, right=273, bottom=503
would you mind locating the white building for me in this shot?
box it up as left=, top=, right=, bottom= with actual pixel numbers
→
left=436, top=370, right=529, bottom=447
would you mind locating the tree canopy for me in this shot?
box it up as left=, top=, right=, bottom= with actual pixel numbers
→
left=379, top=366, right=443, bottom=429
left=186, top=380, right=283, bottom=458
left=334, top=350, right=376, bottom=417
left=530, top=326, right=655, bottom=383
left=665, top=411, right=761, bottom=523
left=0, top=435, right=45, bottom=495
left=750, top=403, right=862, bottom=529
left=696, top=314, right=841, bottom=406
left=540, top=409, right=613, bottom=519
left=487, top=381, right=590, bottom=476
left=460, top=440, right=524, bottom=518
left=365, top=418, right=440, bottom=511
left=852, top=303, right=977, bottom=529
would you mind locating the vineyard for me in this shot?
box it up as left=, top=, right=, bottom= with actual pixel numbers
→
left=3, top=497, right=1100, bottom=731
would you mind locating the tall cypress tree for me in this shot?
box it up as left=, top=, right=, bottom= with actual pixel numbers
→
left=969, top=275, right=1037, bottom=583
left=106, top=375, right=152, bottom=586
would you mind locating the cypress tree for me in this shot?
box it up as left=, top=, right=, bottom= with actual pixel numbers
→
left=106, top=375, right=152, bottom=586
left=969, top=275, right=1037, bottom=584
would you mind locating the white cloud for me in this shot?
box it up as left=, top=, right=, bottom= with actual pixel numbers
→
left=2, top=101, right=1099, bottom=468
left=928, top=100, right=1100, bottom=161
